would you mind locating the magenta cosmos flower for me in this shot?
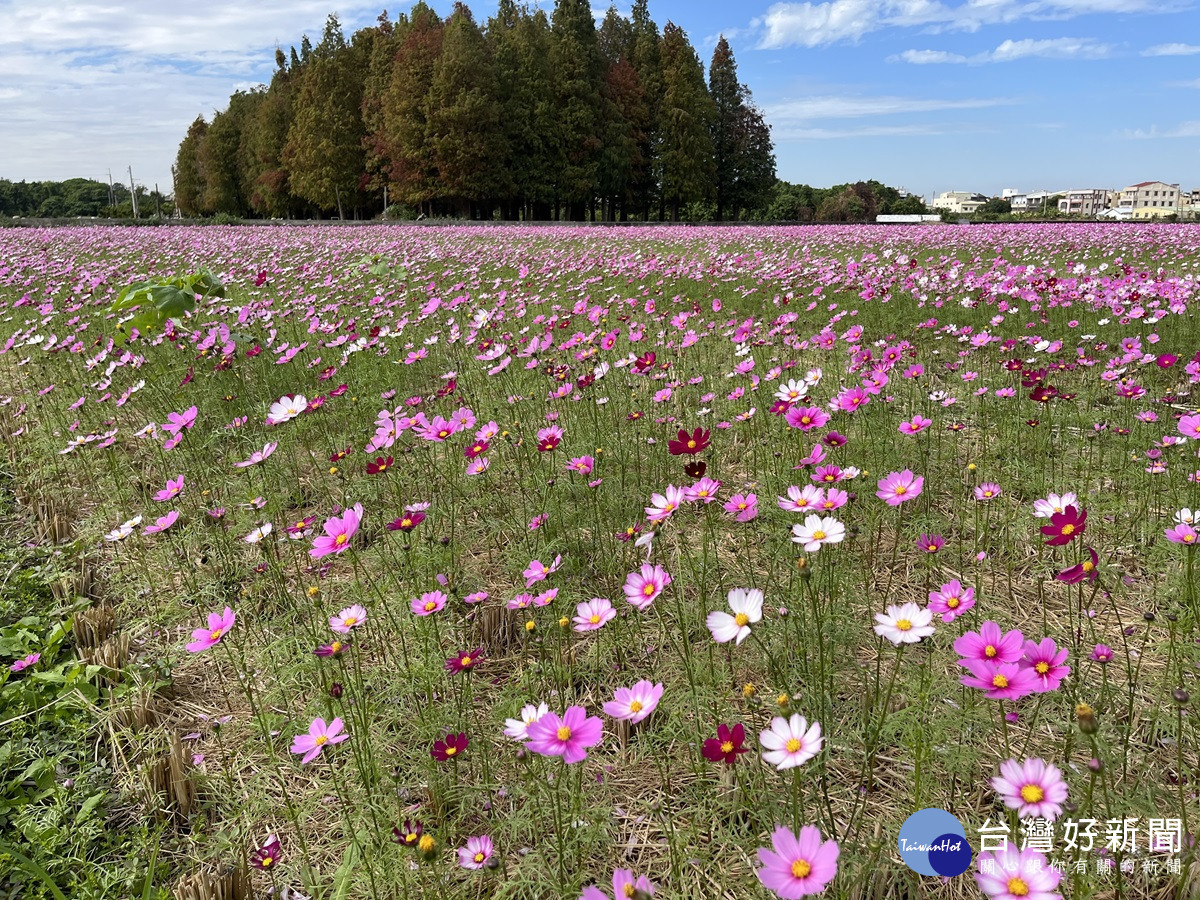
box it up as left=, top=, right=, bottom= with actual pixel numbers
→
left=1040, top=506, right=1085, bottom=546
left=186, top=607, right=235, bottom=653
left=954, top=622, right=1025, bottom=665
left=411, top=590, right=448, bottom=616
left=1056, top=547, right=1098, bottom=583
left=1019, top=638, right=1070, bottom=693
left=974, top=483, right=1002, bottom=501
left=960, top=660, right=1040, bottom=700
left=875, top=470, right=923, bottom=506
left=623, top=563, right=671, bottom=610
left=290, top=717, right=348, bottom=764
left=975, top=846, right=1061, bottom=900
left=10, top=652, right=40, bottom=672
left=898, top=415, right=931, bottom=435
left=144, top=510, right=179, bottom=534
left=724, top=492, right=759, bottom=522
left=991, top=757, right=1068, bottom=820
left=603, top=680, right=663, bottom=724
left=525, top=705, right=603, bottom=764
left=330, top=604, right=367, bottom=634
left=457, top=835, right=494, bottom=870
left=154, top=475, right=184, bottom=502
left=310, top=503, right=363, bottom=558
left=756, top=824, right=839, bottom=898
left=928, top=580, right=975, bottom=623
left=1165, top=523, right=1198, bottom=545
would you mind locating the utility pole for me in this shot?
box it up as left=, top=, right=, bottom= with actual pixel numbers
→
left=107, top=169, right=115, bottom=208
left=128, top=166, right=139, bottom=219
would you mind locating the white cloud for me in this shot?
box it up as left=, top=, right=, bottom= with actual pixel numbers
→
left=892, top=36, right=1112, bottom=63
left=754, top=0, right=1171, bottom=49
left=765, top=94, right=1015, bottom=120
left=1142, top=43, right=1200, bottom=56
left=1120, top=120, right=1200, bottom=138
left=773, top=123, right=952, bottom=139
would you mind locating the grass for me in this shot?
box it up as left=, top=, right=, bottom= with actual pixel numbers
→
left=0, top=223, right=1197, bottom=899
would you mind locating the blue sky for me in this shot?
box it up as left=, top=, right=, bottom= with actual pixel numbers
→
left=0, top=0, right=1197, bottom=199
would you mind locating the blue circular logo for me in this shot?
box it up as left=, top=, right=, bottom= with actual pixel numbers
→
left=897, top=809, right=973, bottom=877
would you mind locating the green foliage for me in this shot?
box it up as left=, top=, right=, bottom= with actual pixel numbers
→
left=108, top=270, right=225, bottom=337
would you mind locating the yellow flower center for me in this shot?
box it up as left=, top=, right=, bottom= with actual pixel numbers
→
left=1060, top=523, right=1075, bottom=535
left=737, top=503, right=747, bottom=510
left=331, top=642, right=343, bottom=652
left=801, top=416, right=811, bottom=424
left=643, top=584, right=656, bottom=596
left=992, top=674, right=1009, bottom=689
left=210, top=629, right=223, bottom=640
left=335, top=533, right=347, bottom=546
left=720, top=740, right=734, bottom=753
left=629, top=701, right=643, bottom=713
left=812, top=530, right=826, bottom=540
left=474, top=852, right=485, bottom=863
left=1186, top=534, right=1196, bottom=543
left=589, top=614, right=601, bottom=624
left=896, top=619, right=912, bottom=631
left=1020, top=784, right=1045, bottom=803
left=405, top=833, right=417, bottom=844
left=424, top=601, right=436, bottom=611
left=946, top=597, right=960, bottom=608
left=1082, top=560, right=1094, bottom=572
left=419, top=835, right=435, bottom=853
left=1035, top=661, right=1049, bottom=674
left=791, top=859, right=812, bottom=878
left=698, top=490, right=709, bottom=497
left=687, top=439, right=696, bottom=448
left=823, top=474, right=835, bottom=482
left=402, top=517, right=413, bottom=527
left=785, top=738, right=802, bottom=753
left=344, top=617, right=356, bottom=627
left=1007, top=876, right=1029, bottom=896
left=894, top=485, right=907, bottom=495
left=663, top=503, right=675, bottom=512
left=296, top=520, right=306, bottom=529
left=314, top=735, right=328, bottom=746
left=262, top=856, right=273, bottom=867
left=735, top=612, right=750, bottom=627
left=445, top=746, right=457, bottom=756
left=623, top=886, right=635, bottom=899
left=984, top=645, right=998, bottom=658
left=557, top=726, right=572, bottom=741
left=461, top=656, right=472, bottom=667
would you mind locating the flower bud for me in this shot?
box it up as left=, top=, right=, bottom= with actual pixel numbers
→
left=330, top=682, right=344, bottom=698
left=1173, top=689, right=1190, bottom=706
left=1075, top=702, right=1098, bottom=734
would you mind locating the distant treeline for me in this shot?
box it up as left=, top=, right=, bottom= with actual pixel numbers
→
left=173, top=1, right=780, bottom=222
left=0, top=178, right=168, bottom=219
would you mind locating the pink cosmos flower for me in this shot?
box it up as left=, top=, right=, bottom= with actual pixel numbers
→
left=623, top=563, right=671, bottom=610
left=960, top=660, right=1040, bottom=700
left=876, top=470, right=923, bottom=506
left=154, top=475, right=184, bottom=502
left=612, top=870, right=655, bottom=899
left=898, top=415, right=931, bottom=435
left=330, top=604, right=367, bottom=634
left=567, top=455, right=595, bottom=476
left=646, top=485, right=685, bottom=523
left=974, top=482, right=1002, bottom=501
left=975, top=846, right=1062, bottom=900
left=684, top=477, right=721, bottom=503
left=161, top=406, right=198, bottom=436
left=457, top=835, right=494, bottom=870
left=785, top=405, right=830, bottom=432
left=603, top=680, right=664, bottom=724
left=525, top=705, right=603, bottom=764
left=755, top=824, right=839, bottom=898
left=234, top=442, right=278, bottom=468
left=991, top=758, right=1069, bottom=820
left=955, top=622, right=1025, bottom=665
left=144, top=510, right=179, bottom=534
left=1019, top=638, right=1070, bottom=693
left=1165, top=523, right=1198, bottom=545
left=928, top=580, right=975, bottom=623
left=778, top=485, right=823, bottom=513
left=10, top=652, right=40, bottom=672
left=573, top=598, right=616, bottom=632
left=290, top=717, right=348, bottom=764
left=524, top=554, right=563, bottom=587
left=759, top=714, right=823, bottom=769
left=724, top=492, right=759, bottom=522
left=916, top=533, right=944, bottom=553
left=1178, top=414, right=1200, bottom=440
left=310, top=504, right=362, bottom=558
left=411, top=590, right=448, bottom=616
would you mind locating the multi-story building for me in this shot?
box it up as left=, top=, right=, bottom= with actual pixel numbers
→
left=1009, top=191, right=1061, bottom=214
left=1057, top=189, right=1114, bottom=216
left=1117, top=182, right=1180, bottom=214
left=931, top=191, right=988, bottom=215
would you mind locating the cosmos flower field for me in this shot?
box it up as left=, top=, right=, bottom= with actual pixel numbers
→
left=1, top=223, right=1199, bottom=899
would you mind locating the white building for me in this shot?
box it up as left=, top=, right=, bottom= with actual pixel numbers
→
left=931, top=191, right=988, bottom=214
left=1117, top=182, right=1180, bottom=214
left=1057, top=189, right=1114, bottom=216
left=1009, top=191, right=1061, bottom=213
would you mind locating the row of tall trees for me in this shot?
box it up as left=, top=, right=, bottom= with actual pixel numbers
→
left=173, top=2, right=776, bottom=221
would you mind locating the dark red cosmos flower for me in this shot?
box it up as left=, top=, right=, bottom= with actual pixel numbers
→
left=393, top=820, right=423, bottom=847
left=627, top=411, right=644, bottom=421
left=319, top=365, right=337, bottom=381
left=387, top=511, right=426, bottom=532
left=366, top=455, right=394, bottom=475
left=1021, top=368, right=1048, bottom=387
left=437, top=379, right=457, bottom=398
left=432, top=732, right=469, bottom=761
left=538, top=435, right=561, bottom=452
left=464, top=440, right=489, bottom=459
left=246, top=345, right=263, bottom=358
left=250, top=835, right=282, bottom=870
left=1029, top=385, right=1058, bottom=403
left=1041, top=506, right=1086, bottom=546
left=634, top=351, right=656, bottom=372
left=946, top=423, right=967, bottom=432
left=254, top=270, right=269, bottom=287
left=823, top=431, right=847, bottom=447
left=445, top=648, right=485, bottom=674
left=702, top=723, right=748, bottom=764
left=1026, top=419, right=1040, bottom=427
left=683, top=460, right=707, bottom=479
left=616, top=522, right=642, bottom=543
left=315, top=639, right=350, bottom=658
left=1004, top=358, right=1025, bottom=371
left=669, top=427, right=711, bottom=456
left=1056, top=547, right=1098, bottom=584
left=330, top=446, right=353, bottom=462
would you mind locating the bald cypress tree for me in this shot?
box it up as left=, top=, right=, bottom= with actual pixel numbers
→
left=551, top=0, right=603, bottom=220
left=658, top=22, right=713, bottom=220
left=173, top=116, right=208, bottom=216
left=630, top=0, right=662, bottom=219
left=383, top=2, right=444, bottom=212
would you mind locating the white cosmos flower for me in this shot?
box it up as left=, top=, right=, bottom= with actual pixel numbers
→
left=775, top=379, right=809, bottom=403
left=503, top=703, right=549, bottom=741
left=759, top=714, right=823, bottom=770
left=1032, top=492, right=1077, bottom=519
left=790, top=515, right=845, bottom=553
left=243, top=523, right=273, bottom=544
left=706, top=588, right=764, bottom=645
left=873, top=602, right=935, bottom=645
left=268, top=395, right=307, bottom=423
